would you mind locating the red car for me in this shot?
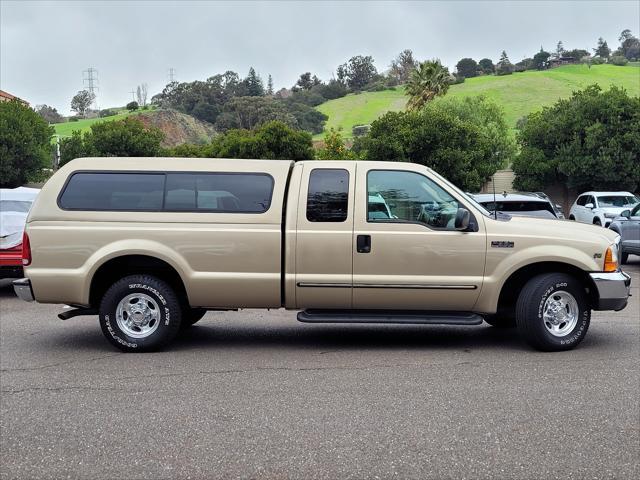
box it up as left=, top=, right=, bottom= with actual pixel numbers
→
left=0, top=187, right=39, bottom=279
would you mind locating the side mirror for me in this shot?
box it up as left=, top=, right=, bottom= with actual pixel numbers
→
left=454, top=207, right=471, bottom=231
left=585, top=203, right=594, bottom=209
left=621, top=209, right=631, bottom=218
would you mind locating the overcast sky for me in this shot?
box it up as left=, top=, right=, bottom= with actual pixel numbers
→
left=1, top=0, right=638, bottom=114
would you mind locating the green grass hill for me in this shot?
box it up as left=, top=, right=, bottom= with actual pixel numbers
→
left=52, top=107, right=153, bottom=138
left=314, top=64, right=640, bottom=139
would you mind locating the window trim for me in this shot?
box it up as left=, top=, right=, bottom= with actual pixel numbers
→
left=57, top=170, right=275, bottom=214
left=365, top=169, right=477, bottom=232
left=305, top=167, right=350, bottom=223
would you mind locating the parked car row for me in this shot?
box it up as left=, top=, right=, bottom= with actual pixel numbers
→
left=568, top=191, right=639, bottom=227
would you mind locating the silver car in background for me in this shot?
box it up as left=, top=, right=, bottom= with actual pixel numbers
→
left=609, top=202, right=640, bottom=264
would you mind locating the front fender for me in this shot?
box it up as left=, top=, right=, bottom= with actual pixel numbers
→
left=475, top=244, right=599, bottom=313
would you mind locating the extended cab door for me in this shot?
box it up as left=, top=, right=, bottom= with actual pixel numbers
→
left=352, top=164, right=486, bottom=311
left=294, top=162, right=356, bottom=308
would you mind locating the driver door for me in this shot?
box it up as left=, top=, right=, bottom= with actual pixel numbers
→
left=352, top=165, right=486, bottom=311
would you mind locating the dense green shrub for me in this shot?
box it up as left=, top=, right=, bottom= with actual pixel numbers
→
left=358, top=96, right=515, bottom=191
left=513, top=85, right=640, bottom=192
left=99, top=109, right=117, bottom=118
left=610, top=55, right=629, bottom=66
left=0, top=100, right=54, bottom=187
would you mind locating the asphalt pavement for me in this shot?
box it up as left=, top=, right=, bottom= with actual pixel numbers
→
left=1, top=260, right=639, bottom=479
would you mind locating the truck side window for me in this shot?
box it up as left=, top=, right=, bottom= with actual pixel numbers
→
left=306, top=169, right=349, bottom=222
left=367, top=170, right=460, bottom=230
left=165, top=173, right=273, bottom=213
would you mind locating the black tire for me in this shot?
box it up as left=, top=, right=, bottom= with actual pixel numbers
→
left=621, top=252, right=629, bottom=265
left=516, top=273, right=590, bottom=351
left=99, top=275, right=182, bottom=352
left=181, top=308, right=207, bottom=328
left=569, top=215, right=575, bottom=221
left=593, top=218, right=602, bottom=226
left=483, top=315, right=516, bottom=328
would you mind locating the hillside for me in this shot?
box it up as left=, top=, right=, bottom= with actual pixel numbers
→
left=52, top=108, right=217, bottom=147
left=315, top=64, right=640, bottom=139
left=52, top=108, right=149, bottom=137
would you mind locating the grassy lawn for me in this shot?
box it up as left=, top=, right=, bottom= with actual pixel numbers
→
left=52, top=107, right=153, bottom=138
left=314, top=64, right=640, bottom=139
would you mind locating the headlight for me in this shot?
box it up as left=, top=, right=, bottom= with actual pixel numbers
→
left=604, top=212, right=617, bottom=219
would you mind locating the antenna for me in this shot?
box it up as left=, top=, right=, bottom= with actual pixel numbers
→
left=492, top=175, right=498, bottom=220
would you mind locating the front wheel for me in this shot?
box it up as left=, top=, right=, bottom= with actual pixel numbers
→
left=516, top=273, right=590, bottom=351
left=99, top=275, right=182, bottom=352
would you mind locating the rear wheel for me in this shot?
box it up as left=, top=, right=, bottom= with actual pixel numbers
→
left=516, top=273, right=590, bottom=351
left=99, top=274, right=182, bottom=352
left=621, top=252, right=629, bottom=265
left=593, top=218, right=602, bottom=226
left=569, top=215, right=575, bottom=221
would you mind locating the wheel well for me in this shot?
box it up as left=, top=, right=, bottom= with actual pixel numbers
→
left=89, top=255, right=188, bottom=308
left=496, top=262, right=596, bottom=314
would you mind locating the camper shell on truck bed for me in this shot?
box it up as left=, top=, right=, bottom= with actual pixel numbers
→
left=15, top=157, right=630, bottom=352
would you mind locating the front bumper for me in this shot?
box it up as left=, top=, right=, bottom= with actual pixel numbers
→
left=12, top=278, right=34, bottom=302
left=589, top=271, right=631, bottom=311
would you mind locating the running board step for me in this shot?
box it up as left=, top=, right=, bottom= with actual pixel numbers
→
left=297, top=309, right=483, bottom=325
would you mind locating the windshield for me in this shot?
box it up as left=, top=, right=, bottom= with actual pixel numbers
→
left=597, top=195, right=639, bottom=208
left=426, top=169, right=493, bottom=218
left=480, top=200, right=556, bottom=217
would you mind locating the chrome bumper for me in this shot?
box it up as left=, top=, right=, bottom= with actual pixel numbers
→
left=12, top=278, right=34, bottom=302
left=589, top=271, right=631, bottom=311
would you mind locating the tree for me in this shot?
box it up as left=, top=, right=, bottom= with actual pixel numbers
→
left=455, top=58, right=478, bottom=78
left=293, top=72, right=322, bottom=91
left=594, top=37, right=611, bottom=59
left=0, top=100, right=54, bottom=187
left=405, top=59, right=450, bottom=110
left=126, top=101, right=139, bottom=111
left=266, top=74, right=274, bottom=95
left=337, top=55, right=377, bottom=91
left=533, top=48, right=551, bottom=70
left=554, top=41, right=565, bottom=59
left=564, top=49, right=590, bottom=60
left=513, top=85, right=640, bottom=193
left=71, top=90, right=95, bottom=117
left=496, top=51, right=514, bottom=75
left=86, top=118, right=164, bottom=157
left=59, top=130, right=89, bottom=166
left=243, top=67, right=265, bottom=96
left=359, top=96, right=514, bottom=191
left=208, top=121, right=314, bottom=160
left=478, top=58, right=495, bottom=75
left=617, top=29, right=640, bottom=60
left=316, top=128, right=358, bottom=160
left=35, top=104, right=64, bottom=124
left=389, top=49, right=417, bottom=83
left=136, top=83, right=148, bottom=106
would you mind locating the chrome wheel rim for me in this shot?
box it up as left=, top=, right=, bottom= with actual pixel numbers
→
left=543, top=290, right=579, bottom=337
left=116, top=293, right=160, bottom=338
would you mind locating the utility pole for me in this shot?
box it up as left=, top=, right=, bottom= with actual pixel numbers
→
left=129, top=90, right=136, bottom=102
left=82, top=67, right=99, bottom=111
left=168, top=67, right=176, bottom=83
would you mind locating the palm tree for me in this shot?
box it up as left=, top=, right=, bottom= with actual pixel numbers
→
left=405, top=60, right=451, bottom=111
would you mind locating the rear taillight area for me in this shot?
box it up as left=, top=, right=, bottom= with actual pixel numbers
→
left=22, top=231, right=32, bottom=266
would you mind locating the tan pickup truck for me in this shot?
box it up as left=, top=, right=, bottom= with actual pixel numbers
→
left=14, top=157, right=631, bottom=352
